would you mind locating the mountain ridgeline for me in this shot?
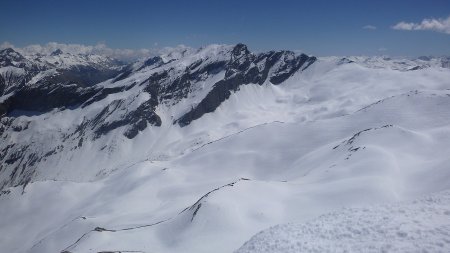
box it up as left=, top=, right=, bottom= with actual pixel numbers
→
left=0, top=43, right=316, bottom=189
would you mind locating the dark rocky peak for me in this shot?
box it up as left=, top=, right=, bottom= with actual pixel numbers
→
left=408, top=66, right=425, bottom=71
left=0, top=48, right=14, bottom=55
left=227, top=44, right=254, bottom=76
left=338, top=58, right=354, bottom=65
left=0, top=48, right=26, bottom=66
left=50, top=49, right=63, bottom=56
left=268, top=52, right=316, bottom=84
left=231, top=43, right=250, bottom=58
left=0, top=74, right=5, bottom=97
left=0, top=48, right=23, bottom=58
left=417, top=56, right=431, bottom=61
left=144, top=56, right=163, bottom=66
left=136, top=56, right=164, bottom=71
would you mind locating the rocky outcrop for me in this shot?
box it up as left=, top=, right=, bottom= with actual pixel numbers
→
left=176, top=44, right=316, bottom=126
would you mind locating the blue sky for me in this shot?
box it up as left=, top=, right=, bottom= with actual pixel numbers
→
left=1, top=0, right=449, bottom=56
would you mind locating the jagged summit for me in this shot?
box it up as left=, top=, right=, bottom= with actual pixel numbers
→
left=0, top=47, right=22, bottom=57
left=231, top=43, right=250, bottom=57
left=0, top=48, right=26, bottom=67
left=50, top=48, right=63, bottom=56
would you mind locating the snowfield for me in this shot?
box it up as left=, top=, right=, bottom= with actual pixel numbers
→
left=236, top=190, right=450, bottom=253
left=1, top=45, right=450, bottom=253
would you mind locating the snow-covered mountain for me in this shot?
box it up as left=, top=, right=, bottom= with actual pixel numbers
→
left=0, top=47, right=124, bottom=98
left=0, top=43, right=317, bottom=188
left=1, top=44, right=450, bottom=253
left=330, top=55, right=450, bottom=71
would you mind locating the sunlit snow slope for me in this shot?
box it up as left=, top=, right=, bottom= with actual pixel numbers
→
left=1, top=44, right=450, bottom=253
left=236, top=190, right=450, bottom=253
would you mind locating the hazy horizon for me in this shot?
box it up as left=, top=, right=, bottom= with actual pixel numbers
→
left=1, top=0, right=449, bottom=57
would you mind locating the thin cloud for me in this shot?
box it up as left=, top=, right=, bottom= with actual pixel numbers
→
left=363, top=25, right=377, bottom=30
left=0, top=42, right=189, bottom=62
left=392, top=16, right=450, bottom=34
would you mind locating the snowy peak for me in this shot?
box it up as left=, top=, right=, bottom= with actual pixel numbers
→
left=330, top=55, right=450, bottom=71
left=0, top=48, right=27, bottom=67
left=27, top=51, right=124, bottom=70
left=50, top=49, right=63, bottom=56
left=231, top=43, right=250, bottom=58
left=0, top=47, right=126, bottom=98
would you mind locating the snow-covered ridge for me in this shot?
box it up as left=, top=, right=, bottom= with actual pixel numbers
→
left=1, top=43, right=450, bottom=253
left=236, top=190, right=450, bottom=253
left=0, top=47, right=125, bottom=97
left=1, top=47, right=123, bottom=70
left=320, top=55, right=450, bottom=71
left=0, top=43, right=318, bottom=189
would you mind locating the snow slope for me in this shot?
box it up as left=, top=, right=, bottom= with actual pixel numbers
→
left=1, top=44, right=450, bottom=253
left=236, top=190, right=450, bottom=253
left=1, top=90, right=450, bottom=253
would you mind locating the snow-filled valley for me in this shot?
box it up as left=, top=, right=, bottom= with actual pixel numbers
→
left=1, top=44, right=450, bottom=253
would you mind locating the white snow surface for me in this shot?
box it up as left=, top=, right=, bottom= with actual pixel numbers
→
left=236, top=190, right=450, bottom=253
left=1, top=47, right=450, bottom=253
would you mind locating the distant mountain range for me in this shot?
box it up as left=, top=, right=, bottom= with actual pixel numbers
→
left=1, top=44, right=450, bottom=253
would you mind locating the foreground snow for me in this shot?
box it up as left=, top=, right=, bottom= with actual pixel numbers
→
left=237, top=190, right=450, bottom=253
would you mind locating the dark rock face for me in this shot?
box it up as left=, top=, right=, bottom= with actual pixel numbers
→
left=338, top=58, right=355, bottom=65
left=3, top=83, right=97, bottom=115
left=0, top=74, right=5, bottom=96
left=123, top=100, right=162, bottom=139
left=176, top=75, right=244, bottom=127
left=0, top=48, right=27, bottom=67
left=136, top=56, right=164, bottom=72
left=0, top=134, right=39, bottom=189
left=50, top=49, right=63, bottom=56
left=91, top=99, right=162, bottom=139
left=408, top=66, right=422, bottom=71
left=0, top=69, right=30, bottom=96
left=270, top=53, right=315, bottom=84
left=175, top=44, right=316, bottom=126
left=112, top=65, right=134, bottom=83
left=142, top=59, right=229, bottom=105
left=70, top=92, right=161, bottom=141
